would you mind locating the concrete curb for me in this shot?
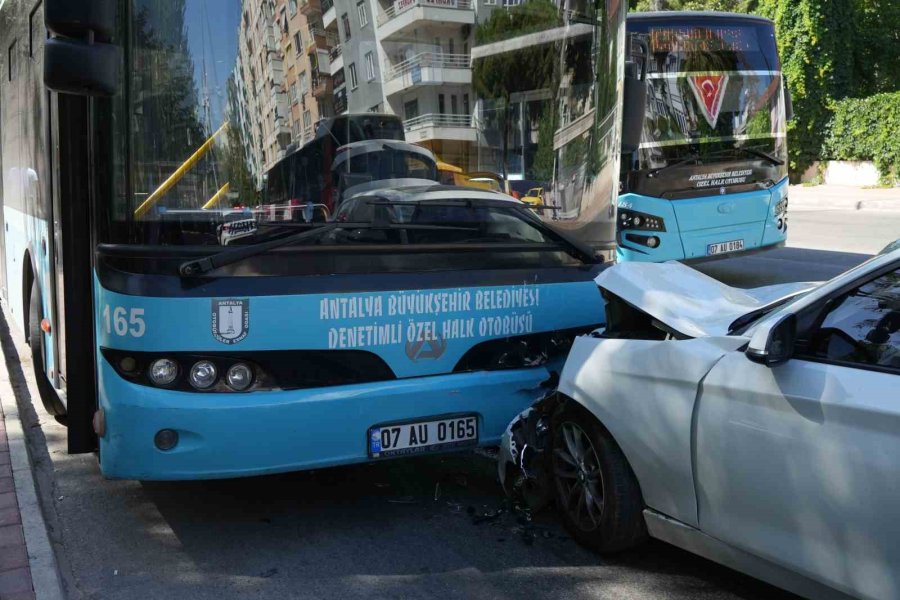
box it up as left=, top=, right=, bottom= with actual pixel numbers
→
left=0, top=328, right=65, bottom=600
left=788, top=186, right=900, bottom=212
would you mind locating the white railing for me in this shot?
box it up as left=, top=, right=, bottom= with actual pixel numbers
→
left=377, top=0, right=473, bottom=25
left=308, top=27, right=339, bottom=47
left=404, top=113, right=473, bottom=130
left=329, top=44, right=342, bottom=61
left=385, top=52, right=470, bottom=80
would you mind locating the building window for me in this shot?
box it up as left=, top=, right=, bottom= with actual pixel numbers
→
left=404, top=99, right=419, bottom=120
left=341, top=14, right=352, bottom=39
left=29, top=2, right=42, bottom=58
left=451, top=95, right=458, bottom=114
left=293, top=119, right=301, bottom=140
left=484, top=0, right=497, bottom=5
left=293, top=32, right=302, bottom=54
left=364, top=51, right=375, bottom=81
left=290, top=82, right=299, bottom=104
left=357, top=2, right=368, bottom=27
left=463, top=93, right=470, bottom=115
left=7, top=39, right=16, bottom=81
left=288, top=0, right=298, bottom=15
left=438, top=94, right=445, bottom=114
left=303, top=110, right=312, bottom=129
left=300, top=71, right=309, bottom=93
left=349, top=62, right=358, bottom=89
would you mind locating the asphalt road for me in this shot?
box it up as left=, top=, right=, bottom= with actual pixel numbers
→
left=10, top=207, right=900, bottom=600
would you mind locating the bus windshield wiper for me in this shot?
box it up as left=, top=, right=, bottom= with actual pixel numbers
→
left=367, top=198, right=600, bottom=264
left=736, top=147, right=784, bottom=166
left=178, top=222, right=479, bottom=277
left=647, top=153, right=700, bottom=178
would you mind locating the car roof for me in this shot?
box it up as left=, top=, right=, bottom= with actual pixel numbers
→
left=349, top=184, right=522, bottom=205
left=626, top=11, right=774, bottom=25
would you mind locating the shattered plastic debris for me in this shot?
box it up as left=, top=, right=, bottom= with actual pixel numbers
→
left=433, top=482, right=442, bottom=501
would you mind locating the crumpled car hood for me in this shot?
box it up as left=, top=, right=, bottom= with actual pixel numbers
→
left=595, top=261, right=820, bottom=338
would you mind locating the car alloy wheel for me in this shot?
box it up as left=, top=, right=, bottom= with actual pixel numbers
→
left=554, top=421, right=605, bottom=532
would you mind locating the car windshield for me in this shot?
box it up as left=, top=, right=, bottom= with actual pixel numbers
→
left=100, top=0, right=626, bottom=259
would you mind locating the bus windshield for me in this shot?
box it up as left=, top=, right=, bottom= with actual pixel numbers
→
left=102, top=0, right=623, bottom=262
left=624, top=14, right=788, bottom=198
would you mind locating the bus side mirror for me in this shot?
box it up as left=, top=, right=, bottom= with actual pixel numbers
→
left=621, top=39, right=648, bottom=155
left=784, top=83, right=794, bottom=122
left=44, top=0, right=121, bottom=97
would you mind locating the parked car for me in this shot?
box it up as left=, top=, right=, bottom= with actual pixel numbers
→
left=499, top=246, right=900, bottom=600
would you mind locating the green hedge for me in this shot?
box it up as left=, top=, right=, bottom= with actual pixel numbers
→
left=824, top=92, right=900, bottom=185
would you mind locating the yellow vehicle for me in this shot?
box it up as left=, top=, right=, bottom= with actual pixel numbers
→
left=436, top=160, right=467, bottom=186
left=521, top=187, right=544, bottom=207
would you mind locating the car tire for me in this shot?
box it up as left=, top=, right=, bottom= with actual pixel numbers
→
left=28, top=279, right=66, bottom=419
left=550, top=400, right=646, bottom=553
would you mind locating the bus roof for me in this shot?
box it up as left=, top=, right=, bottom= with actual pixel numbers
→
left=626, top=11, right=774, bottom=25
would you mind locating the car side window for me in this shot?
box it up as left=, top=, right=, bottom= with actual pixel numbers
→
left=807, top=268, right=899, bottom=370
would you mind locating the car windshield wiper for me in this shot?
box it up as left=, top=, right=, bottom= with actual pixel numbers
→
left=178, top=221, right=478, bottom=277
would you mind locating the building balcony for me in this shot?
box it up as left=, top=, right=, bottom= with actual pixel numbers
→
left=403, top=113, right=477, bottom=143
left=311, top=75, right=333, bottom=98
left=329, top=44, right=344, bottom=76
left=307, top=26, right=338, bottom=52
left=376, top=0, right=474, bottom=41
left=383, top=52, right=471, bottom=97
left=299, top=0, right=321, bottom=16
left=322, top=0, right=337, bottom=29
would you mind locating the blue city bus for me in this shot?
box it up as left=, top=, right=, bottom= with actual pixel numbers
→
left=0, top=0, right=627, bottom=479
left=617, top=12, right=791, bottom=262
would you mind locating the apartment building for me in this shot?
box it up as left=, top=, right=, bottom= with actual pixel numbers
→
left=232, top=0, right=337, bottom=189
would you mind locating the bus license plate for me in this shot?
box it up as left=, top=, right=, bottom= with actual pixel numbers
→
left=707, top=239, right=744, bottom=255
left=368, top=415, right=478, bottom=458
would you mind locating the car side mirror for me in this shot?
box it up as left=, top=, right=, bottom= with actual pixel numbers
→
left=746, top=313, right=796, bottom=366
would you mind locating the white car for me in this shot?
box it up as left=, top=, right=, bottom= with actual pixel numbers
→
left=499, top=246, right=899, bottom=600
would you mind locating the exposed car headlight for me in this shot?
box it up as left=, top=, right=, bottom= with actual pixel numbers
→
left=148, top=358, right=179, bottom=386
left=225, top=363, right=254, bottom=391
left=189, top=360, right=218, bottom=389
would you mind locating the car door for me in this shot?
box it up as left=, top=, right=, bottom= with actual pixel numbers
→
left=694, top=267, right=900, bottom=600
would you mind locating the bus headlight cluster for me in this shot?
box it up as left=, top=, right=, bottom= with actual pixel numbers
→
left=619, top=209, right=666, bottom=231
left=104, top=350, right=262, bottom=393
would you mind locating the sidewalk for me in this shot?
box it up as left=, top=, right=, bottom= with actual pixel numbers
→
left=0, top=330, right=65, bottom=600
left=788, top=184, right=900, bottom=211
left=0, top=404, right=36, bottom=600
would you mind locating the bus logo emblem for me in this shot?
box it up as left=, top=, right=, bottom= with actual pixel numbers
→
left=211, top=299, right=250, bottom=345
left=688, top=74, right=729, bottom=128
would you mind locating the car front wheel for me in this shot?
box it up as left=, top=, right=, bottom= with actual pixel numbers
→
left=551, top=400, right=646, bottom=553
